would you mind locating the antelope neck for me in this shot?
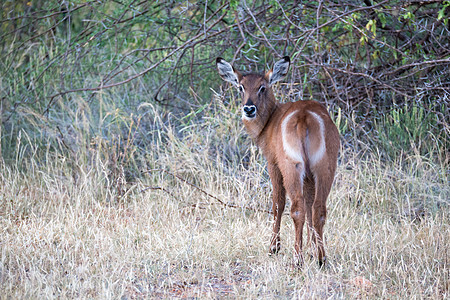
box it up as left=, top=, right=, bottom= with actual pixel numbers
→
left=255, top=102, right=279, bottom=144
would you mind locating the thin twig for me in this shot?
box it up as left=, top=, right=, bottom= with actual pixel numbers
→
left=143, top=169, right=272, bottom=214
left=46, top=11, right=228, bottom=105
left=141, top=186, right=180, bottom=201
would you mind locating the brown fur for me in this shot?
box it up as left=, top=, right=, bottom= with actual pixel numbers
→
left=216, top=57, right=340, bottom=265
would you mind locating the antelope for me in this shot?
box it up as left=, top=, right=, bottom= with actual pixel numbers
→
left=216, top=56, right=339, bottom=265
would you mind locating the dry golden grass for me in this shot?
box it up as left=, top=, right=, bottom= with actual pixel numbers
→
left=0, top=103, right=448, bottom=299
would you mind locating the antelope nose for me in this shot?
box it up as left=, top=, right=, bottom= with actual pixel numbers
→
left=243, top=105, right=257, bottom=118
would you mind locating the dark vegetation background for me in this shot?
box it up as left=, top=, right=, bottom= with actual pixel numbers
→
left=1, top=0, right=449, bottom=182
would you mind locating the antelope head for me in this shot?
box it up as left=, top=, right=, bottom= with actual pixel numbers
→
left=216, top=56, right=291, bottom=137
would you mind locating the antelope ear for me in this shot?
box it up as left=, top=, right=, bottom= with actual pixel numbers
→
left=216, top=57, right=242, bottom=87
left=266, top=56, right=290, bottom=86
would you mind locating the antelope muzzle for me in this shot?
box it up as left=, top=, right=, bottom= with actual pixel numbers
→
left=243, top=104, right=257, bottom=119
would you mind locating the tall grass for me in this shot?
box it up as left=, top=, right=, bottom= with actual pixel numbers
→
left=1, top=1, right=449, bottom=297
left=1, top=88, right=448, bottom=298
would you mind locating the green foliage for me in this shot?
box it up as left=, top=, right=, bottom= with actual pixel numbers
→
left=438, top=1, right=450, bottom=25
left=374, top=102, right=447, bottom=160
left=0, top=0, right=448, bottom=177
left=229, top=0, right=239, bottom=11
left=333, top=107, right=349, bottom=136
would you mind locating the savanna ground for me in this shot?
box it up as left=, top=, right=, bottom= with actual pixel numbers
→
left=1, top=99, right=448, bottom=298
left=1, top=1, right=449, bottom=299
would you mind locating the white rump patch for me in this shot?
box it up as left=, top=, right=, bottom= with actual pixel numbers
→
left=281, top=111, right=303, bottom=163
left=307, top=111, right=326, bottom=166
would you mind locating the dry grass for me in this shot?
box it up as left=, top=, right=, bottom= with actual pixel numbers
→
left=0, top=102, right=448, bottom=299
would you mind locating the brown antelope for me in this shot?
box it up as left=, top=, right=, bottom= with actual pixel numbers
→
left=216, top=56, right=339, bottom=265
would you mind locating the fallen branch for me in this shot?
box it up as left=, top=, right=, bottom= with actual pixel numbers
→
left=143, top=169, right=272, bottom=215
left=141, top=186, right=181, bottom=202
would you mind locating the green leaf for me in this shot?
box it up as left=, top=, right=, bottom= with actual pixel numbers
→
left=230, top=0, right=239, bottom=10
left=360, top=35, right=368, bottom=46
left=378, top=12, right=387, bottom=28
left=438, top=6, right=446, bottom=20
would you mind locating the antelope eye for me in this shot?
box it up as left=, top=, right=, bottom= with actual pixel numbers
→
left=259, top=85, right=266, bottom=94
left=238, top=85, right=244, bottom=93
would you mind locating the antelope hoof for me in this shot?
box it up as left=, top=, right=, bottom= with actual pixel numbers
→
left=318, top=256, right=327, bottom=268
left=269, top=239, right=281, bottom=255
left=293, top=252, right=304, bottom=268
